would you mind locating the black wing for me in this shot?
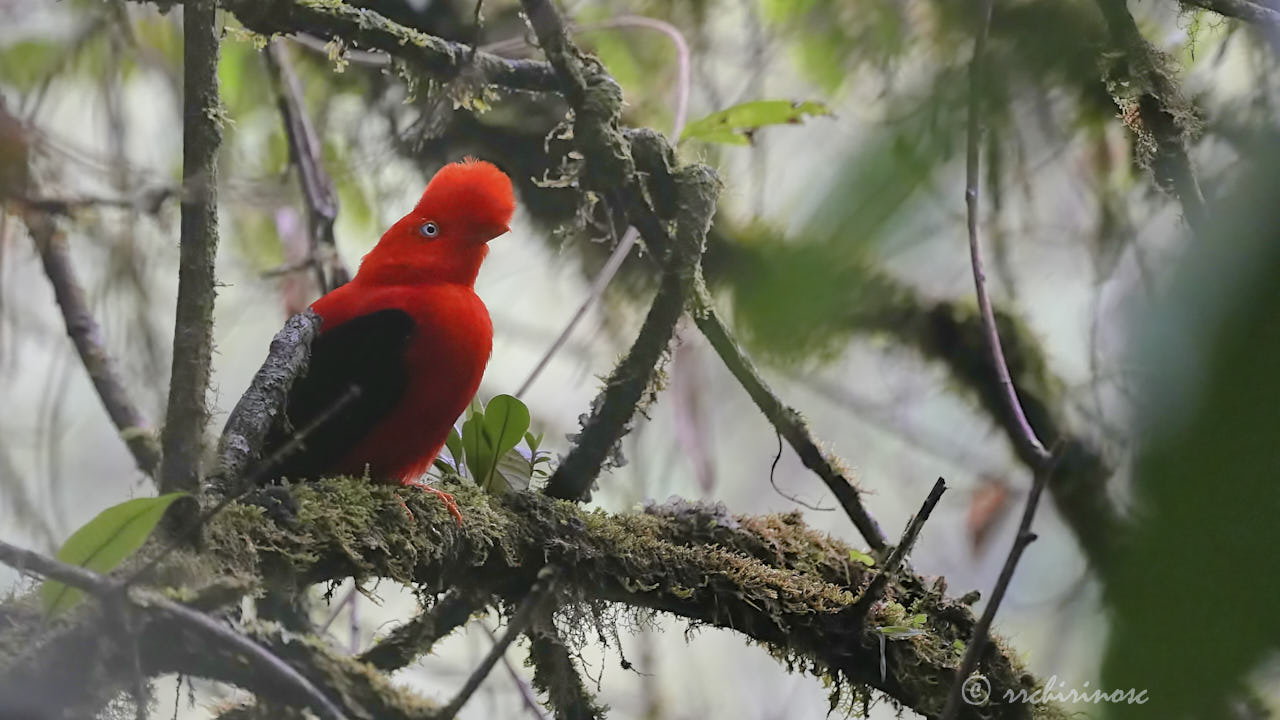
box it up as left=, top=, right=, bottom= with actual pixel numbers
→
left=262, top=308, right=415, bottom=481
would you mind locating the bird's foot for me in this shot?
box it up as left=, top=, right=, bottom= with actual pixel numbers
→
left=401, top=479, right=463, bottom=526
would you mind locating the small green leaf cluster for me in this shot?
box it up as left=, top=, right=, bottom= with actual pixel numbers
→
left=435, top=394, right=552, bottom=495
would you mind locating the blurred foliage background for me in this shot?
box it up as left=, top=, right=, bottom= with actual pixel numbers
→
left=2, top=0, right=1279, bottom=717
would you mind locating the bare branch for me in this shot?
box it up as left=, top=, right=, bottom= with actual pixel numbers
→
left=964, top=0, right=1051, bottom=467
left=21, top=208, right=161, bottom=477
left=160, top=0, right=223, bottom=495
left=942, top=466, right=1052, bottom=720
left=850, top=477, right=946, bottom=619
left=482, top=622, right=551, bottom=720
left=264, top=39, right=350, bottom=292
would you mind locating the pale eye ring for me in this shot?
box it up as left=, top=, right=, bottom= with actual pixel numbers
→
left=419, top=221, right=439, bottom=238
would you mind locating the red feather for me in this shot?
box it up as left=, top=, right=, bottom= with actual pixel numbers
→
left=264, top=159, right=515, bottom=515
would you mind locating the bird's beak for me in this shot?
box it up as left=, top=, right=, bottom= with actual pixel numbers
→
left=480, top=222, right=511, bottom=243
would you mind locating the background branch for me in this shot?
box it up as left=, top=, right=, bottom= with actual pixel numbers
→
left=21, top=208, right=161, bottom=477
left=159, top=0, right=223, bottom=495
left=264, top=38, right=350, bottom=293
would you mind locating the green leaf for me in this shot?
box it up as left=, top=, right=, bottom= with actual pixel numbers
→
left=480, top=395, right=531, bottom=491
left=848, top=549, right=876, bottom=567
left=525, top=430, right=543, bottom=453
left=490, top=448, right=535, bottom=495
left=460, top=413, right=487, bottom=483
left=41, top=493, right=188, bottom=617
left=680, top=100, right=833, bottom=145
left=876, top=626, right=926, bottom=639
left=445, top=425, right=464, bottom=473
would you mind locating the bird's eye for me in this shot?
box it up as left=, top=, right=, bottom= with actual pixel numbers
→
left=419, top=221, right=439, bottom=238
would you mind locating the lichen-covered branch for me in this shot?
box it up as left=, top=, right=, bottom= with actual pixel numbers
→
left=512, top=0, right=889, bottom=549
left=211, top=0, right=558, bottom=94
left=1095, top=0, right=1209, bottom=235
left=1176, top=0, right=1280, bottom=28
left=21, top=209, right=162, bottom=477
left=160, top=0, right=223, bottom=494
left=1, top=480, right=1060, bottom=719
left=213, top=310, right=321, bottom=490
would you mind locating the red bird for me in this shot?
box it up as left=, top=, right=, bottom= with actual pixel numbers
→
left=262, top=158, right=515, bottom=522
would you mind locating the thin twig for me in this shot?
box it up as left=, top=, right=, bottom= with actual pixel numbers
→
left=0, top=539, right=348, bottom=720
left=768, top=430, right=834, bottom=512
left=160, top=0, right=223, bottom=495
left=851, top=478, right=946, bottom=618
left=481, top=622, right=551, bottom=720
left=319, top=583, right=357, bottom=634
left=689, top=286, right=889, bottom=550
left=437, top=567, right=559, bottom=720
left=516, top=226, right=638, bottom=397
left=941, top=467, right=1051, bottom=720
left=22, top=209, right=161, bottom=477
left=963, top=0, right=1051, bottom=466
left=264, top=38, right=350, bottom=292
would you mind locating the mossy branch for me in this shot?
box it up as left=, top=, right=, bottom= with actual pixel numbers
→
left=1, top=480, right=1059, bottom=719
left=212, top=0, right=558, bottom=94
left=527, top=611, right=608, bottom=720
left=1095, top=0, right=1209, bottom=234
